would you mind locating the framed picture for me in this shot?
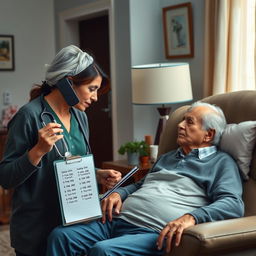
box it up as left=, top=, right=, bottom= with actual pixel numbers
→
left=0, top=35, right=15, bottom=71
left=163, top=2, right=194, bottom=59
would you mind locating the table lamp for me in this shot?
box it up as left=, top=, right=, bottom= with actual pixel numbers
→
left=132, top=63, right=193, bottom=145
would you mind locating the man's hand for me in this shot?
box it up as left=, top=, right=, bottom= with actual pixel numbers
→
left=157, top=214, right=196, bottom=253
left=97, top=169, right=122, bottom=189
left=101, top=192, right=122, bottom=223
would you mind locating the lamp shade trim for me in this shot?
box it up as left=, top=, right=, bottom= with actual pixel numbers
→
left=132, top=63, right=188, bottom=69
left=133, top=98, right=192, bottom=105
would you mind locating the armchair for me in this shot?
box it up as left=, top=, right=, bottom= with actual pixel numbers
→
left=158, top=90, right=256, bottom=256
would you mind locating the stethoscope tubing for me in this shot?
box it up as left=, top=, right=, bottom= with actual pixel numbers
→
left=40, top=110, right=71, bottom=159
left=39, top=95, right=91, bottom=157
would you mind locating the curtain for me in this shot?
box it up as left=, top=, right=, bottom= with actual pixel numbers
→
left=204, top=0, right=256, bottom=96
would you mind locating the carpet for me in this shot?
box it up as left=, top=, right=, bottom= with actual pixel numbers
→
left=0, top=227, right=15, bottom=256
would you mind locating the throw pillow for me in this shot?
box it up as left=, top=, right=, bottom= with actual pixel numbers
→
left=220, top=121, right=256, bottom=180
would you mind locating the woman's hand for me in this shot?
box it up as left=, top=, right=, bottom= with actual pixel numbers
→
left=101, top=192, right=122, bottom=223
left=156, top=214, right=196, bottom=253
left=97, top=169, right=122, bottom=190
left=28, top=122, right=64, bottom=166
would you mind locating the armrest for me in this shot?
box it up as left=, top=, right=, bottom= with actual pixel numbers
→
left=165, top=216, right=256, bottom=256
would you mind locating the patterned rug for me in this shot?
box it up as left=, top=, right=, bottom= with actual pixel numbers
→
left=0, top=227, right=15, bottom=256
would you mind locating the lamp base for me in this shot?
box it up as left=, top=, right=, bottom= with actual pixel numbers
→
left=154, top=107, right=171, bottom=145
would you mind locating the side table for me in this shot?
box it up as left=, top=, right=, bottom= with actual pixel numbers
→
left=0, top=128, right=13, bottom=225
left=101, top=160, right=152, bottom=193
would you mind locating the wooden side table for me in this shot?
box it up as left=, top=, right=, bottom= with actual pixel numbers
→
left=0, top=128, right=13, bottom=225
left=101, top=160, right=152, bottom=192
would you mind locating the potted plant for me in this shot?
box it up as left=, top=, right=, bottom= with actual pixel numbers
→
left=138, top=141, right=150, bottom=165
left=118, top=141, right=149, bottom=165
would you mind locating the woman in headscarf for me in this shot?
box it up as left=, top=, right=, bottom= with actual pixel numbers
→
left=0, top=45, right=121, bottom=256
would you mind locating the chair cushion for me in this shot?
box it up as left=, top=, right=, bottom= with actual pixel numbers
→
left=220, top=121, right=256, bottom=180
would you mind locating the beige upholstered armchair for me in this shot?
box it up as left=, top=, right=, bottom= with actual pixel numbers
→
left=158, top=91, right=256, bottom=256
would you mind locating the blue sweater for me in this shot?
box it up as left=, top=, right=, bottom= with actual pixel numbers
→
left=116, top=148, right=244, bottom=225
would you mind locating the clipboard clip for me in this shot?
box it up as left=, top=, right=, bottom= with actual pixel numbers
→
left=65, top=155, right=82, bottom=164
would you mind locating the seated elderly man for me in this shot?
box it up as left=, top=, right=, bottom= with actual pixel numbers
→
left=46, top=102, right=244, bottom=256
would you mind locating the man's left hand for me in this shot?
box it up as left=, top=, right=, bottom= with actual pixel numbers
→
left=157, top=214, right=196, bottom=253
left=97, top=169, right=122, bottom=189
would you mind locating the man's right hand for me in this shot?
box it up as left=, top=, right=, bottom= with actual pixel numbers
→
left=101, top=192, right=122, bottom=223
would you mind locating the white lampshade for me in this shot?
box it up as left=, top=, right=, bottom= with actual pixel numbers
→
left=132, top=63, right=193, bottom=105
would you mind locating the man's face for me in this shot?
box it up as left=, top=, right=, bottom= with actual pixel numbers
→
left=177, top=106, right=213, bottom=153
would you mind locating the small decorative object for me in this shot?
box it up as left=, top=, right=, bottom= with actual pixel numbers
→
left=149, top=145, right=159, bottom=163
left=118, top=141, right=149, bottom=166
left=140, top=135, right=153, bottom=165
left=144, top=135, right=153, bottom=153
left=0, top=35, right=15, bottom=71
left=1, top=105, right=19, bottom=127
left=139, top=141, right=150, bottom=165
left=162, top=2, right=194, bottom=58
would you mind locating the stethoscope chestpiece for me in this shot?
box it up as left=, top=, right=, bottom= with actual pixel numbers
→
left=65, top=151, right=72, bottom=158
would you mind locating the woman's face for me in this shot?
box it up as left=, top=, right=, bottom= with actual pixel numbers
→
left=72, top=76, right=102, bottom=111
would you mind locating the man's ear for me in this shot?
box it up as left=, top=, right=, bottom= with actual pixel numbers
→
left=204, top=129, right=216, bottom=143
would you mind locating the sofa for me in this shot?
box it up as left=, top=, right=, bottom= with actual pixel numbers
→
left=158, top=90, right=256, bottom=256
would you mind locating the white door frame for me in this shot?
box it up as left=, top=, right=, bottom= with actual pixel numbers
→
left=58, top=0, right=119, bottom=160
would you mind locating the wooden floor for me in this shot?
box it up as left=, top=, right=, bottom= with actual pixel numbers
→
left=0, top=225, right=15, bottom=256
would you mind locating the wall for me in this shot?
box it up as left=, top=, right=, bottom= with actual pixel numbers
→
left=130, top=0, right=163, bottom=142
left=130, top=0, right=205, bottom=141
left=0, top=0, right=55, bottom=124
left=113, top=0, right=134, bottom=146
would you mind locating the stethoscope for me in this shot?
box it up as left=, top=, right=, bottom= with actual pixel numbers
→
left=40, top=110, right=72, bottom=159
left=39, top=95, right=91, bottom=159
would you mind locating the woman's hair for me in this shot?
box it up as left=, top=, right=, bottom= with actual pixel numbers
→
left=187, top=102, right=227, bottom=146
left=30, top=45, right=109, bottom=101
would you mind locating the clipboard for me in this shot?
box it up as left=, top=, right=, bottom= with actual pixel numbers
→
left=100, top=166, right=139, bottom=201
left=54, top=154, right=102, bottom=226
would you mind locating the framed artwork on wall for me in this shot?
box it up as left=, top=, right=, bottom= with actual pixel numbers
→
left=163, top=2, right=194, bottom=59
left=0, top=35, right=15, bottom=71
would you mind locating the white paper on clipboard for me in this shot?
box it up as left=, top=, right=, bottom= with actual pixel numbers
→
left=100, top=166, right=139, bottom=201
left=54, top=154, right=102, bottom=226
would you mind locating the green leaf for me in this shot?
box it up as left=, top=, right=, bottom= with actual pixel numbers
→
left=118, top=140, right=150, bottom=156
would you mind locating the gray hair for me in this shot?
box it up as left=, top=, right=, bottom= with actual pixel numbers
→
left=187, top=102, right=226, bottom=145
left=45, top=45, right=94, bottom=86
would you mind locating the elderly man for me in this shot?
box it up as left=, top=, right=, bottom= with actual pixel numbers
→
left=46, top=102, right=244, bottom=256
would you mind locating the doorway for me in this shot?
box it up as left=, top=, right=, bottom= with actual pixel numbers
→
left=79, top=15, right=113, bottom=168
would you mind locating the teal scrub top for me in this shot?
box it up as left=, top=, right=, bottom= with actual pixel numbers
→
left=43, top=99, right=87, bottom=157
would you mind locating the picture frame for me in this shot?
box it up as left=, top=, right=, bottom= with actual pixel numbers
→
left=0, top=35, right=15, bottom=71
left=163, top=2, right=194, bottom=59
